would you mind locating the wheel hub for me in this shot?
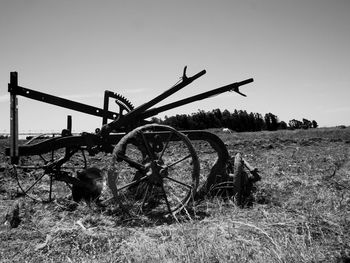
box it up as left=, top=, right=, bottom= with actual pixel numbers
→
left=146, top=160, right=168, bottom=186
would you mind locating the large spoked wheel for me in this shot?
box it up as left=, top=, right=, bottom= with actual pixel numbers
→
left=108, top=124, right=200, bottom=216
left=13, top=135, right=87, bottom=202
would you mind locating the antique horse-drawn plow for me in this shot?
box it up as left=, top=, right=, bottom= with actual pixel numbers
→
left=5, top=67, right=259, bottom=215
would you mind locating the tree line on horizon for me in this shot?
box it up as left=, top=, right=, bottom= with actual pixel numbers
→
left=151, top=109, right=318, bottom=132
left=0, top=109, right=318, bottom=139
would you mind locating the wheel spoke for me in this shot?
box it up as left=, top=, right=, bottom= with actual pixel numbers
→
left=139, top=183, right=151, bottom=213
left=166, top=154, right=192, bottom=168
left=39, top=154, right=47, bottom=163
left=51, top=150, right=54, bottom=162
left=118, top=175, right=148, bottom=191
left=158, top=132, right=173, bottom=161
left=21, top=172, right=47, bottom=194
left=140, top=131, right=156, bottom=160
left=117, top=153, right=145, bottom=171
left=164, top=176, right=193, bottom=189
left=161, top=184, right=172, bottom=214
left=61, top=165, right=79, bottom=169
left=65, top=182, right=72, bottom=190
left=81, top=149, right=87, bottom=168
left=16, top=165, right=46, bottom=169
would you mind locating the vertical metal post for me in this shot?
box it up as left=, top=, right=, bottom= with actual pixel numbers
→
left=102, top=91, right=110, bottom=125
left=65, top=115, right=72, bottom=157
left=67, top=115, right=72, bottom=133
left=9, top=72, right=19, bottom=164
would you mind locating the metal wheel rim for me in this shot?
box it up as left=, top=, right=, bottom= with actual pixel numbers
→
left=108, top=124, right=200, bottom=216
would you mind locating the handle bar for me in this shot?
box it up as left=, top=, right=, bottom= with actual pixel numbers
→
left=140, top=78, right=254, bottom=119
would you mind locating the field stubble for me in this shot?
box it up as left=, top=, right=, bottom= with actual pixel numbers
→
left=0, top=127, right=349, bottom=262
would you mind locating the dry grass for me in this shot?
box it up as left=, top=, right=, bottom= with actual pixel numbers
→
left=1, top=127, right=349, bottom=262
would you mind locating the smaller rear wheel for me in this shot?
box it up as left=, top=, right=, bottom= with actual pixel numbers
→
left=13, top=135, right=88, bottom=202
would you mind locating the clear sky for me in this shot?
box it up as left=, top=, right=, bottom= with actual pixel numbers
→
left=0, top=0, right=349, bottom=133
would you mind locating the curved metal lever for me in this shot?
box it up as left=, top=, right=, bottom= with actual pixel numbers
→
left=182, top=66, right=188, bottom=80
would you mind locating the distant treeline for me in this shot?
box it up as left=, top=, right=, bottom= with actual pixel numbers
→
left=151, top=109, right=318, bottom=132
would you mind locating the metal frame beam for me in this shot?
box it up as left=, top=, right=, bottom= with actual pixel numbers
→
left=8, top=82, right=119, bottom=120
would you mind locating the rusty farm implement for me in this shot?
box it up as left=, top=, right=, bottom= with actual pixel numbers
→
left=5, top=67, right=260, bottom=215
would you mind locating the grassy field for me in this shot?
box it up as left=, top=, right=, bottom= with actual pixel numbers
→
left=0, top=127, right=349, bottom=262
